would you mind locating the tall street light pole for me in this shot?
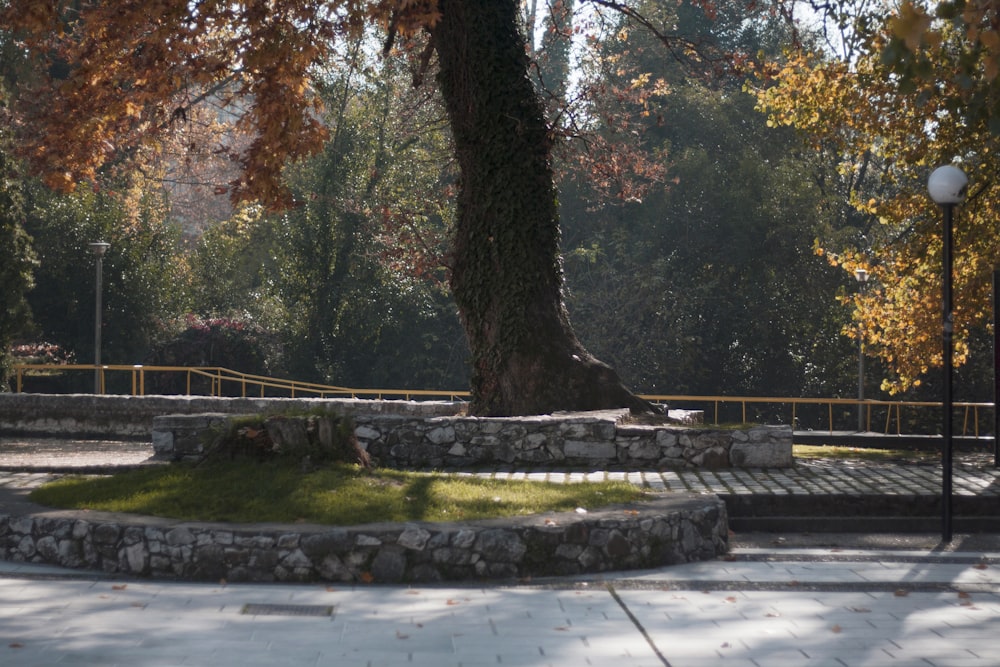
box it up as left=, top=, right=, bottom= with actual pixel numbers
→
left=928, top=165, right=968, bottom=544
left=88, top=242, right=110, bottom=394
left=855, top=268, right=870, bottom=432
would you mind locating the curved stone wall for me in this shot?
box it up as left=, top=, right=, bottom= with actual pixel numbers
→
left=0, top=494, right=728, bottom=583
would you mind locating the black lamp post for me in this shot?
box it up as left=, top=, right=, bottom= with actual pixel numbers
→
left=927, top=165, right=968, bottom=543
left=855, top=268, right=870, bottom=432
left=88, top=242, right=110, bottom=394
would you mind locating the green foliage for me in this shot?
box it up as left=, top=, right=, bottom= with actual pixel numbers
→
left=561, top=0, right=860, bottom=400
left=185, top=204, right=286, bottom=330
left=0, top=93, right=37, bottom=388
left=185, top=45, right=466, bottom=390
left=29, top=462, right=646, bottom=525
left=144, top=314, right=277, bottom=393
left=20, top=183, right=188, bottom=383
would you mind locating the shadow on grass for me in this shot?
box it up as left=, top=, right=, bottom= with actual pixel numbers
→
left=28, top=462, right=646, bottom=526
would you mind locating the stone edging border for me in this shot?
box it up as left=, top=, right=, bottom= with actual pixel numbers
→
left=1, top=494, right=728, bottom=583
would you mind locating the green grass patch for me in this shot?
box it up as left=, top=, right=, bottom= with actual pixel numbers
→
left=28, top=463, right=648, bottom=525
left=793, top=444, right=937, bottom=463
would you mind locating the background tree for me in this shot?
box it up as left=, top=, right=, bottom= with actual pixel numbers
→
left=755, top=2, right=1000, bottom=399
left=0, top=89, right=37, bottom=388
left=5, top=0, right=695, bottom=415
left=553, top=0, right=861, bottom=418
left=20, top=180, right=188, bottom=390
left=181, top=38, right=467, bottom=390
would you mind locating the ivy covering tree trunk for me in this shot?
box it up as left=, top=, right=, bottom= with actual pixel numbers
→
left=433, top=0, right=652, bottom=416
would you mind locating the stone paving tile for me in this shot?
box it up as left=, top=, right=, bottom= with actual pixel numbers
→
left=3, top=549, right=1000, bottom=667
left=618, top=587, right=1000, bottom=667
left=3, top=455, right=1000, bottom=502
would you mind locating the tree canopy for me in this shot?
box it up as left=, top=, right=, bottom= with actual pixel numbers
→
left=755, top=0, right=1000, bottom=395
left=4, top=0, right=668, bottom=414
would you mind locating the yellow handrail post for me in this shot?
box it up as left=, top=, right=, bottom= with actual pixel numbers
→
left=10, top=364, right=996, bottom=441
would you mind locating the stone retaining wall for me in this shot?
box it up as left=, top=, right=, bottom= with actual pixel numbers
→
left=1, top=394, right=792, bottom=467
left=0, top=495, right=728, bottom=583
left=153, top=410, right=793, bottom=469
left=0, top=393, right=462, bottom=439
left=357, top=411, right=792, bottom=469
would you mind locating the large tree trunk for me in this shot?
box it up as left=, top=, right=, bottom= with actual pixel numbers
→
left=433, top=0, right=654, bottom=416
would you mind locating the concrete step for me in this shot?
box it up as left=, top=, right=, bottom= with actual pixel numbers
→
left=729, top=515, right=1000, bottom=533
left=721, top=493, right=1000, bottom=533
left=720, top=493, right=1000, bottom=518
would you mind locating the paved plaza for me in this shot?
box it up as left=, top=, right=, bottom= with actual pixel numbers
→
left=2, top=437, right=999, bottom=499
left=1, top=545, right=998, bottom=666
left=1, top=439, right=999, bottom=665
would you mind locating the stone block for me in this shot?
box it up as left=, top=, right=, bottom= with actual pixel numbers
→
left=564, top=440, right=616, bottom=459
left=729, top=438, right=793, bottom=467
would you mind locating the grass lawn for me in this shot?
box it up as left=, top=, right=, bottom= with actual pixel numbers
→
left=793, top=444, right=938, bottom=463
left=29, top=462, right=648, bottom=526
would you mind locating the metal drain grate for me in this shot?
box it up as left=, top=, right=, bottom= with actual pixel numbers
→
left=241, top=603, right=334, bottom=617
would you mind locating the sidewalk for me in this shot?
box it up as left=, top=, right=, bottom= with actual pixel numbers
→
left=1, top=544, right=998, bottom=666
left=2, top=438, right=999, bottom=666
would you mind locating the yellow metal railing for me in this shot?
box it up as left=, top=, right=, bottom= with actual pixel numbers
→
left=11, top=363, right=471, bottom=401
left=638, top=394, right=992, bottom=439
left=8, top=364, right=993, bottom=437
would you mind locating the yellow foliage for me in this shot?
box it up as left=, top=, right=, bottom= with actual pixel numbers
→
left=889, top=2, right=932, bottom=51
left=754, top=14, right=1000, bottom=394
